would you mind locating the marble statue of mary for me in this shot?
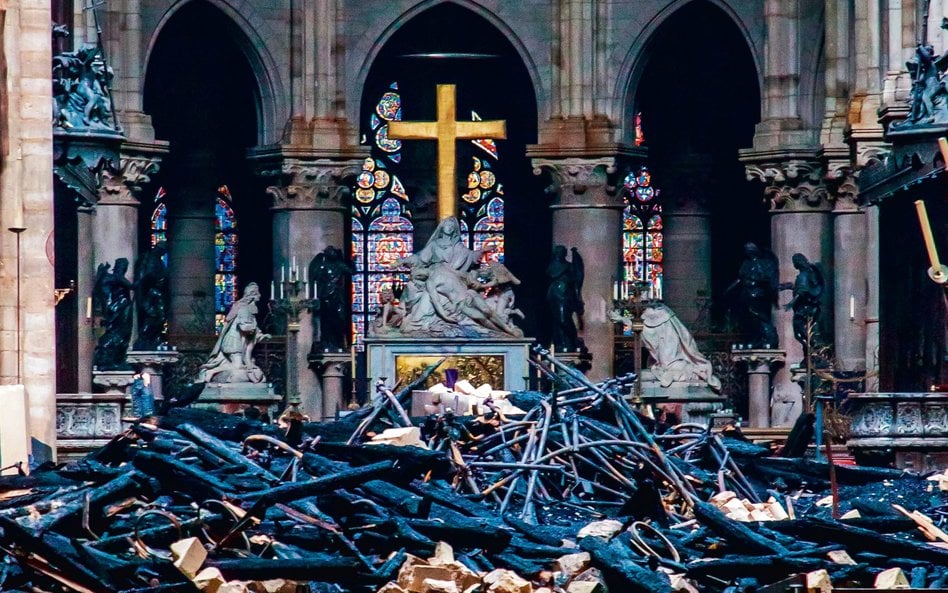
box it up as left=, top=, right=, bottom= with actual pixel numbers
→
left=640, top=303, right=722, bottom=391
left=379, top=216, right=522, bottom=338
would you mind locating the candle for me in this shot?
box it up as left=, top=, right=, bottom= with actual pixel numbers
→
left=86, top=296, right=92, bottom=319
left=613, top=281, right=619, bottom=300
left=271, top=281, right=275, bottom=299
left=551, top=343, right=556, bottom=358
left=280, top=282, right=284, bottom=300
left=303, top=265, right=308, bottom=283
left=351, top=345, right=356, bottom=381
left=915, top=200, right=945, bottom=278
left=849, top=294, right=855, bottom=320
left=281, top=265, right=286, bottom=282
left=292, top=256, right=297, bottom=277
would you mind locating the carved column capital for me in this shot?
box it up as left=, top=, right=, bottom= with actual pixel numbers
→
left=531, top=156, right=628, bottom=208
left=97, top=154, right=161, bottom=206
left=744, top=157, right=833, bottom=212
left=260, top=158, right=363, bottom=211
left=825, top=161, right=860, bottom=211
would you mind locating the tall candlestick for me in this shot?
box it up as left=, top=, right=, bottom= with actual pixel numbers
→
left=351, top=345, right=356, bottom=383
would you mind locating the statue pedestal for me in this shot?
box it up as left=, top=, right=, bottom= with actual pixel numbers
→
left=309, top=351, right=350, bottom=421
left=639, top=370, right=726, bottom=425
left=92, top=370, right=135, bottom=395
left=126, top=350, right=180, bottom=400
left=365, top=337, right=534, bottom=394
left=730, top=348, right=785, bottom=428
left=196, top=383, right=282, bottom=416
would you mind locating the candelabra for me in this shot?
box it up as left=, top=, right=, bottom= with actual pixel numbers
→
left=270, top=259, right=318, bottom=407
left=612, top=279, right=657, bottom=400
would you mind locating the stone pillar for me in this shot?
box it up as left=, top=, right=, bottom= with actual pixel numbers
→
left=659, top=156, right=712, bottom=326
left=167, top=151, right=217, bottom=338
left=313, top=353, right=349, bottom=421
left=829, top=168, right=867, bottom=372
left=732, top=349, right=786, bottom=428
left=864, top=204, right=881, bottom=391
left=256, top=155, right=363, bottom=404
left=744, top=156, right=834, bottom=426
left=76, top=207, right=95, bottom=392
left=92, top=153, right=161, bottom=354
left=531, top=156, right=627, bottom=380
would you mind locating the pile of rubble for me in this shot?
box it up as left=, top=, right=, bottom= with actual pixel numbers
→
left=1, top=354, right=947, bottom=592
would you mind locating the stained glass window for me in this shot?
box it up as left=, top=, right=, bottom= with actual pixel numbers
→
left=150, top=187, right=169, bottom=266
left=351, top=83, right=413, bottom=347
left=215, top=189, right=238, bottom=333
left=621, top=166, right=663, bottom=298
left=460, top=147, right=505, bottom=263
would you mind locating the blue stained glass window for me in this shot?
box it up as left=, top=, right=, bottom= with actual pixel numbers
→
left=351, top=83, right=413, bottom=347
left=215, top=192, right=238, bottom=333
left=621, top=166, right=663, bottom=297
left=460, top=152, right=505, bottom=263
left=150, top=189, right=169, bottom=266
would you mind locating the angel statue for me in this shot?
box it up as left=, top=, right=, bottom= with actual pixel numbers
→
left=196, top=282, right=270, bottom=384
left=892, top=39, right=948, bottom=129
left=133, top=244, right=169, bottom=351
left=546, top=245, right=585, bottom=352
left=727, top=242, right=779, bottom=348
left=778, top=253, right=825, bottom=359
left=92, top=258, right=134, bottom=370
left=311, top=246, right=354, bottom=353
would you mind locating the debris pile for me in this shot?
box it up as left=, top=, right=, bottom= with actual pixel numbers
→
left=0, top=353, right=947, bottom=592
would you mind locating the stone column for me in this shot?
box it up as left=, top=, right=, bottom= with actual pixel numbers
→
left=744, top=156, right=834, bottom=426
left=659, top=155, right=712, bottom=326
left=76, top=206, right=95, bottom=392
left=257, top=155, right=363, bottom=409
left=167, top=151, right=217, bottom=339
left=93, top=152, right=161, bottom=353
left=531, top=156, right=627, bottom=381
left=828, top=167, right=867, bottom=372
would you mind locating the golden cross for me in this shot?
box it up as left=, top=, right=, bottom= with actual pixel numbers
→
left=388, top=84, right=506, bottom=221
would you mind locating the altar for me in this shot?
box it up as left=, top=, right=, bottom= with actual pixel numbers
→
left=365, top=336, right=533, bottom=393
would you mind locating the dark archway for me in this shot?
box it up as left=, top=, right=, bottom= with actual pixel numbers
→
left=624, top=1, right=762, bottom=412
left=360, top=3, right=546, bottom=338
left=635, top=0, right=763, bottom=323
left=143, top=0, right=270, bottom=343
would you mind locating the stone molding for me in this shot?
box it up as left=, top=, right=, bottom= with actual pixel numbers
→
left=97, top=153, right=161, bottom=206
left=260, top=159, right=364, bottom=211
left=531, top=156, right=627, bottom=208
left=744, top=158, right=833, bottom=212
left=825, top=161, right=860, bottom=211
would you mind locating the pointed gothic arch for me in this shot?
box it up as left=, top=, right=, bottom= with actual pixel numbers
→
left=614, top=0, right=763, bottom=146
left=144, top=0, right=287, bottom=145
left=351, top=0, right=544, bottom=126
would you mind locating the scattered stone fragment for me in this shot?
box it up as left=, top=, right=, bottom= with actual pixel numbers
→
left=874, top=567, right=909, bottom=589
left=577, top=519, right=623, bottom=540
left=170, top=537, right=207, bottom=579
left=483, top=569, right=532, bottom=593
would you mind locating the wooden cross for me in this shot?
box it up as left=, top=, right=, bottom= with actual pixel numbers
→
left=388, top=84, right=506, bottom=221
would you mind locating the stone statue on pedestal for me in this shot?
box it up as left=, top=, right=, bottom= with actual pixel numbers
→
left=373, top=216, right=523, bottom=338
left=546, top=245, right=584, bottom=351
left=92, top=258, right=133, bottom=370
left=196, top=282, right=270, bottom=384
left=311, top=246, right=354, bottom=352
left=779, top=253, right=825, bottom=359
left=892, top=23, right=948, bottom=130
left=133, top=244, right=169, bottom=351
left=640, top=304, right=722, bottom=391
left=728, top=242, right=779, bottom=348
